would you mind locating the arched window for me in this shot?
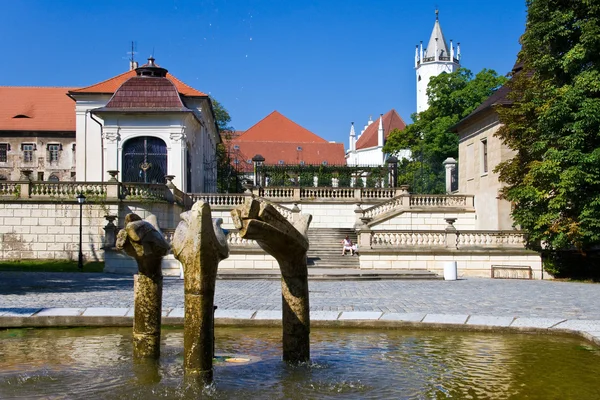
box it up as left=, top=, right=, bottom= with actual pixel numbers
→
left=122, top=137, right=167, bottom=183
left=0, top=174, right=7, bottom=181
left=48, top=174, right=59, bottom=182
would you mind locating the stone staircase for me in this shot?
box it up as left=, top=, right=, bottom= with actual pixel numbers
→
left=307, top=228, right=360, bottom=269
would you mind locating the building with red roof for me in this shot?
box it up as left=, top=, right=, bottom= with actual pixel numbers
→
left=0, top=58, right=219, bottom=191
left=227, top=111, right=345, bottom=174
left=70, top=57, right=219, bottom=192
left=345, top=109, right=409, bottom=166
left=0, top=86, right=77, bottom=181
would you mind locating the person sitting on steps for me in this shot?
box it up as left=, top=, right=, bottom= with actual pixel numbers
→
left=342, top=235, right=354, bottom=256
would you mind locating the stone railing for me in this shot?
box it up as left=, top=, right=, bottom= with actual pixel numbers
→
left=371, top=231, right=447, bottom=248
left=120, top=183, right=169, bottom=201
left=0, top=181, right=21, bottom=197
left=360, top=193, right=474, bottom=222
left=161, top=228, right=259, bottom=248
left=457, top=231, right=527, bottom=248
left=365, top=229, right=528, bottom=251
left=410, top=194, right=474, bottom=208
left=1, top=180, right=184, bottom=205
left=363, top=196, right=407, bottom=219
left=190, top=193, right=248, bottom=207
left=30, top=181, right=109, bottom=198
left=252, top=187, right=405, bottom=202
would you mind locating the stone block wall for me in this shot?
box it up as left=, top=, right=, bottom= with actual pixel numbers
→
left=0, top=201, right=119, bottom=261
left=359, top=251, right=543, bottom=279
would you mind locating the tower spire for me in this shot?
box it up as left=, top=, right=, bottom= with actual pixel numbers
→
left=349, top=122, right=356, bottom=152
left=415, top=9, right=461, bottom=113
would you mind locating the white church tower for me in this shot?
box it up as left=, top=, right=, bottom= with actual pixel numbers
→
left=415, top=9, right=461, bottom=113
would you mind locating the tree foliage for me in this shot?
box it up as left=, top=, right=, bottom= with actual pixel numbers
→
left=384, top=68, right=507, bottom=193
left=212, top=97, right=241, bottom=193
left=495, top=0, right=600, bottom=259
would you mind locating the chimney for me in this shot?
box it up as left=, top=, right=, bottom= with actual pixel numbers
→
left=129, top=61, right=139, bottom=70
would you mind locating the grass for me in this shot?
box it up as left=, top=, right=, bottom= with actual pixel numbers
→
left=0, top=260, right=105, bottom=273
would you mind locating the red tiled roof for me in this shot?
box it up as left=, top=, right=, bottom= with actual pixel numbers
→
left=69, top=69, right=207, bottom=97
left=227, top=141, right=347, bottom=172
left=0, top=87, right=75, bottom=131
left=355, top=109, right=406, bottom=150
left=94, top=77, right=188, bottom=111
left=236, top=111, right=328, bottom=143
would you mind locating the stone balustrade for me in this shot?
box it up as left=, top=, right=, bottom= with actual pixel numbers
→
left=161, top=228, right=259, bottom=248
left=457, top=231, right=527, bottom=248
left=410, top=194, right=474, bottom=208
left=190, top=193, right=247, bottom=207
left=371, top=231, right=447, bottom=248
left=367, top=229, right=527, bottom=250
left=120, top=183, right=168, bottom=201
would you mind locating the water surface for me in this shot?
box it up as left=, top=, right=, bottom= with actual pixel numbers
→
left=0, top=327, right=599, bottom=399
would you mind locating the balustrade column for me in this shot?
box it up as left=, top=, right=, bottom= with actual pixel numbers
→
left=445, top=218, right=458, bottom=249
left=443, top=157, right=457, bottom=194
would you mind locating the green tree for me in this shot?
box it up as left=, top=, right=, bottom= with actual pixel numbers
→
left=212, top=97, right=240, bottom=193
left=495, top=0, right=600, bottom=267
left=384, top=68, right=507, bottom=193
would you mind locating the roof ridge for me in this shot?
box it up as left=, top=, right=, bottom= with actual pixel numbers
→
left=70, top=70, right=132, bottom=93
left=0, top=86, right=76, bottom=89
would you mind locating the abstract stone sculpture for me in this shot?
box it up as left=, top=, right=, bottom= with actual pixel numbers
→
left=232, top=198, right=312, bottom=363
left=172, top=201, right=229, bottom=385
left=116, top=213, right=170, bottom=359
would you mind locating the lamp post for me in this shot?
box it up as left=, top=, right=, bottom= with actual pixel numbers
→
left=386, top=156, right=398, bottom=188
left=252, top=154, right=265, bottom=188
left=77, top=193, right=86, bottom=270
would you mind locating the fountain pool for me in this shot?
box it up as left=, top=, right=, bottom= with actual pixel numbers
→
left=0, top=326, right=599, bottom=399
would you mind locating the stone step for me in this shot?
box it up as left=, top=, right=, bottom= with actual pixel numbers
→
left=217, top=268, right=442, bottom=280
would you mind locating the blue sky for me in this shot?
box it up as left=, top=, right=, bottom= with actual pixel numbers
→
left=0, top=0, right=527, bottom=148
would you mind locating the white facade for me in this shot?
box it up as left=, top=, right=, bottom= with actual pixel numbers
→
left=70, top=76, right=219, bottom=192
left=346, top=113, right=410, bottom=166
left=415, top=10, right=461, bottom=113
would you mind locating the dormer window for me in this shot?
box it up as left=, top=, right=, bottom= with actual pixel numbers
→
left=13, top=114, right=30, bottom=119
left=322, top=161, right=328, bottom=166
left=299, top=160, right=305, bottom=166
left=233, top=145, right=240, bottom=150
left=278, top=160, right=285, bottom=165
left=297, top=146, right=302, bottom=151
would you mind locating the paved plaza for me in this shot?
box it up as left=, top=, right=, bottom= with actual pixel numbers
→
left=1, top=271, right=600, bottom=320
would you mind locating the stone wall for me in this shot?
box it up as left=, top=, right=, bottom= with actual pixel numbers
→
left=0, top=201, right=118, bottom=261
left=359, top=251, right=543, bottom=279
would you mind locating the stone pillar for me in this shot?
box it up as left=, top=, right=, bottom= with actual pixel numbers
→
left=169, top=132, right=186, bottom=190
left=443, top=157, right=457, bottom=194
left=19, top=169, right=32, bottom=198
left=232, top=198, right=312, bottom=363
left=445, top=217, right=458, bottom=249
left=106, top=171, right=120, bottom=199
left=102, top=215, right=118, bottom=249
left=103, top=128, right=120, bottom=182
left=116, top=213, right=170, bottom=359
left=291, top=203, right=301, bottom=222
left=172, top=201, right=229, bottom=386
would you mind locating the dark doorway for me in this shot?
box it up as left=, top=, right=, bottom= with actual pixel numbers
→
left=122, top=136, right=167, bottom=183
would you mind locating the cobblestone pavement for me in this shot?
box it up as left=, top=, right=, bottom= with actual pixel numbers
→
left=1, top=272, right=599, bottom=320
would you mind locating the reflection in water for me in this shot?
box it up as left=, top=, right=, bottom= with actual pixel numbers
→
left=0, top=327, right=599, bottom=399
